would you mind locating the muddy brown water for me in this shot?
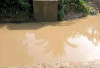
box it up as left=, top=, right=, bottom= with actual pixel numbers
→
left=0, top=14, right=100, bottom=67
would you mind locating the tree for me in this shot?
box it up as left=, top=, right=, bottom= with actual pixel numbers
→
left=0, top=0, right=30, bottom=17
left=28, top=0, right=34, bottom=20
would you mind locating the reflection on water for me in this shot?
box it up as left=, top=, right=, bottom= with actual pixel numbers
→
left=65, top=35, right=100, bottom=62
left=0, top=15, right=100, bottom=67
left=22, top=32, right=52, bottom=63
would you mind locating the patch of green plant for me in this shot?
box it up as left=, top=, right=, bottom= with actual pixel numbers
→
left=57, top=0, right=96, bottom=21
left=0, top=0, right=30, bottom=21
left=57, top=0, right=65, bottom=21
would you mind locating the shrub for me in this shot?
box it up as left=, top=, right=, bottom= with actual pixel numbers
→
left=57, top=0, right=65, bottom=21
left=0, top=0, right=30, bottom=20
left=57, top=0, right=95, bottom=21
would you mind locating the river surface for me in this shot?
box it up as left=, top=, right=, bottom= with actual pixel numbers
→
left=0, top=14, right=100, bottom=67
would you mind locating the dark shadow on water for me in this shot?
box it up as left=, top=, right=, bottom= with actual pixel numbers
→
left=0, top=20, right=77, bottom=30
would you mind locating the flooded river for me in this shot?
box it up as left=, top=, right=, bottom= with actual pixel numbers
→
left=0, top=14, right=100, bottom=67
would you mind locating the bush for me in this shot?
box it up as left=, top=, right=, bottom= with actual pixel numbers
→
left=57, top=0, right=95, bottom=21
left=57, top=0, right=65, bottom=21
left=0, top=0, right=31, bottom=21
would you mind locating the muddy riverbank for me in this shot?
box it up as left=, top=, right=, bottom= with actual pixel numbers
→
left=5, top=60, right=100, bottom=68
